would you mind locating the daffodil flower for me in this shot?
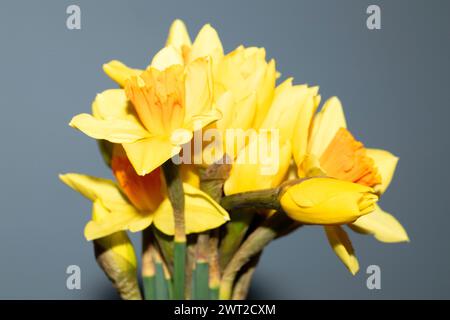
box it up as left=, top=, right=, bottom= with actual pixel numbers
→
left=69, top=20, right=226, bottom=176
left=70, top=56, right=222, bottom=176
left=293, top=96, right=408, bottom=274
left=59, top=151, right=229, bottom=240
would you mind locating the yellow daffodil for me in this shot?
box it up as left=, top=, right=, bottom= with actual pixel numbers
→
left=70, top=20, right=226, bottom=176
left=70, top=57, right=221, bottom=176
left=293, top=96, right=408, bottom=274
left=224, top=79, right=319, bottom=195
left=59, top=149, right=229, bottom=240
left=280, top=178, right=378, bottom=225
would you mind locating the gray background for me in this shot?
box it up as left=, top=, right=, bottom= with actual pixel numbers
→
left=0, top=0, right=448, bottom=299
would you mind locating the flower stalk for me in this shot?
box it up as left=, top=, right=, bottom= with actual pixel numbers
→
left=162, top=160, right=186, bottom=299
left=219, top=212, right=296, bottom=299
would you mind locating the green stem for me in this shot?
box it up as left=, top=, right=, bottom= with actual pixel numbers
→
left=193, top=233, right=210, bottom=300
left=162, top=160, right=186, bottom=300
left=208, top=230, right=221, bottom=299
left=143, top=276, right=156, bottom=300
left=219, top=209, right=255, bottom=270
left=194, top=261, right=209, bottom=299
left=173, top=241, right=186, bottom=299
left=231, top=252, right=261, bottom=300
left=155, top=262, right=169, bottom=300
left=220, top=188, right=281, bottom=212
left=219, top=212, right=295, bottom=299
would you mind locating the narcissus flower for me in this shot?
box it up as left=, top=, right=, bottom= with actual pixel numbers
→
left=280, top=178, right=378, bottom=225
left=70, top=21, right=225, bottom=177
left=59, top=153, right=229, bottom=240
left=292, top=96, right=408, bottom=274
left=70, top=57, right=220, bottom=176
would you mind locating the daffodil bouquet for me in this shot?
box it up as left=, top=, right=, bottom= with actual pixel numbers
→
left=60, top=20, right=409, bottom=300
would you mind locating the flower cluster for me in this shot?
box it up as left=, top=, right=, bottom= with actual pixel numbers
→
left=60, top=20, right=408, bottom=300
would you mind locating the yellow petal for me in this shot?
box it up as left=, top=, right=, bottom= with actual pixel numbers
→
left=184, top=57, right=214, bottom=122
left=216, top=91, right=256, bottom=133
left=189, top=24, right=223, bottom=67
left=122, top=136, right=181, bottom=176
left=91, top=201, right=138, bottom=268
left=292, top=87, right=320, bottom=167
left=308, top=96, right=347, bottom=158
left=166, top=19, right=192, bottom=49
left=150, top=46, right=184, bottom=71
left=251, top=59, right=276, bottom=128
left=366, top=149, right=399, bottom=194
left=85, top=207, right=152, bottom=240
left=153, top=183, right=230, bottom=235
left=59, top=173, right=131, bottom=211
left=280, top=178, right=378, bottom=225
left=350, top=204, right=409, bottom=243
left=324, top=226, right=359, bottom=275
left=183, top=109, right=222, bottom=132
left=69, top=113, right=149, bottom=143
left=297, top=154, right=326, bottom=178
left=180, top=164, right=200, bottom=188
left=103, top=60, right=143, bottom=87
left=259, top=80, right=310, bottom=143
left=224, top=134, right=291, bottom=194
left=91, top=89, right=136, bottom=121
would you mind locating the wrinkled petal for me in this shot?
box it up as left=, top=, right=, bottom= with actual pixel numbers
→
left=153, top=183, right=230, bottom=235
left=70, top=113, right=149, bottom=143
left=309, top=97, right=347, bottom=158
left=122, top=136, right=181, bottom=176
left=324, top=226, right=359, bottom=275
left=350, top=204, right=409, bottom=243
left=103, top=60, right=142, bottom=87
left=366, top=149, right=399, bottom=194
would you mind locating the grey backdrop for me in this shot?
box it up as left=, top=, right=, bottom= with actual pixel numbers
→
left=0, top=0, right=448, bottom=299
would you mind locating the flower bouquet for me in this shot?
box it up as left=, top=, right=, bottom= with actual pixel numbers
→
left=60, top=20, right=408, bottom=300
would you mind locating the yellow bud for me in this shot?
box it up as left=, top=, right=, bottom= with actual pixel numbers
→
left=280, top=178, right=378, bottom=225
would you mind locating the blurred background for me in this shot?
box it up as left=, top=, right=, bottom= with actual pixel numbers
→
left=0, top=0, right=448, bottom=299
